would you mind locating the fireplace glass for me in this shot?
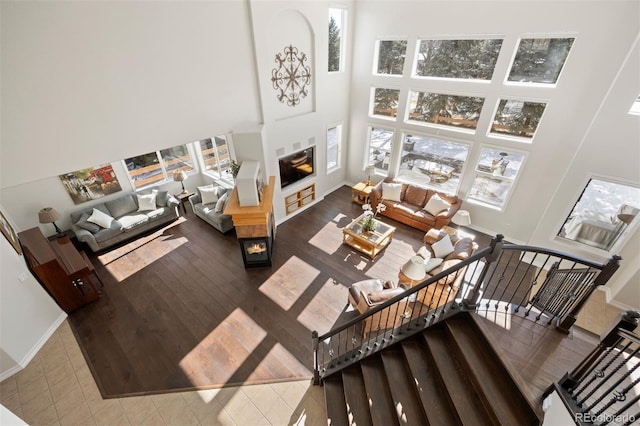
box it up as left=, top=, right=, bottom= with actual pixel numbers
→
left=239, top=237, right=272, bottom=268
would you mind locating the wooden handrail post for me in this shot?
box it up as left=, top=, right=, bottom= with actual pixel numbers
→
left=557, top=255, right=622, bottom=334
left=462, top=234, right=504, bottom=309
left=559, top=309, right=639, bottom=390
left=312, top=330, right=320, bottom=385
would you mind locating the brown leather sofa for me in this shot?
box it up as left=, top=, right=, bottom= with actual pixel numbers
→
left=370, top=179, right=462, bottom=232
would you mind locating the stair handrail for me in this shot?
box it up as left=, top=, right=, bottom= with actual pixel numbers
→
left=552, top=310, right=640, bottom=425
left=312, top=234, right=623, bottom=384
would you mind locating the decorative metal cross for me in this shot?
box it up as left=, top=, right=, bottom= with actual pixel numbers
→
left=271, top=45, right=312, bottom=107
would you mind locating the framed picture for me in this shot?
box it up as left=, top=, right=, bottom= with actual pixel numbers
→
left=0, top=210, right=22, bottom=255
left=59, top=164, right=122, bottom=205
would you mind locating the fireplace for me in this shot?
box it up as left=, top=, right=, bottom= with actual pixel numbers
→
left=239, top=236, right=272, bottom=268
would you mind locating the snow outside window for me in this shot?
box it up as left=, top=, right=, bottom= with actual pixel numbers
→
left=367, top=127, right=394, bottom=173
left=468, top=147, right=525, bottom=209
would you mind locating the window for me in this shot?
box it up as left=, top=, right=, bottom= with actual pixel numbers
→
left=507, top=37, right=575, bottom=84
left=371, top=88, right=400, bottom=118
left=414, top=38, right=503, bottom=80
left=407, top=91, right=484, bottom=130
left=490, top=99, right=547, bottom=140
left=328, top=8, right=346, bottom=72
left=375, top=40, right=407, bottom=75
left=327, top=123, right=342, bottom=172
left=558, top=179, right=640, bottom=251
left=367, top=127, right=395, bottom=172
left=397, top=134, right=470, bottom=194
left=125, top=144, right=193, bottom=188
left=199, top=135, right=233, bottom=181
left=468, top=147, right=525, bottom=208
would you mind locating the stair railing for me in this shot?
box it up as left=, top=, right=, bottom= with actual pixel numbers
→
left=312, top=234, right=622, bottom=384
left=551, top=310, right=640, bottom=425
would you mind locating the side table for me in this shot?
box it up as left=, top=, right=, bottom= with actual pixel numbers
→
left=174, top=191, right=195, bottom=214
left=351, top=181, right=375, bottom=205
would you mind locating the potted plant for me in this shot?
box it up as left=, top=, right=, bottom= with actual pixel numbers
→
left=361, top=203, right=386, bottom=232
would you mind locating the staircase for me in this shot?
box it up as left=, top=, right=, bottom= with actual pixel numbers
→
left=323, top=313, right=542, bottom=425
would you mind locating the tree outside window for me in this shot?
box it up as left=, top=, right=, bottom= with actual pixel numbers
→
left=415, top=39, right=503, bottom=80
left=558, top=179, right=640, bottom=251
left=468, top=147, right=525, bottom=208
left=372, top=88, right=400, bottom=118
left=397, top=134, right=469, bottom=194
left=367, top=127, right=394, bottom=172
left=508, top=38, right=575, bottom=84
left=328, top=8, right=345, bottom=72
left=375, top=40, right=407, bottom=75
left=407, top=91, right=484, bottom=130
left=490, top=99, right=547, bottom=140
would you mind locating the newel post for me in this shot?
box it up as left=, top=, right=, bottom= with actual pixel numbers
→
left=557, top=255, right=622, bottom=334
left=559, top=309, right=639, bottom=390
left=462, top=234, right=504, bottom=310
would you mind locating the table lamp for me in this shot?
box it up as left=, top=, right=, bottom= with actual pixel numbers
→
left=400, top=256, right=427, bottom=286
left=452, top=210, right=471, bottom=227
left=365, top=165, right=374, bottom=186
left=38, top=207, right=63, bottom=236
left=173, top=170, right=189, bottom=193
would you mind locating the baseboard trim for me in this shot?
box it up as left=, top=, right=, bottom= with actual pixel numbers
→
left=0, top=312, right=67, bottom=382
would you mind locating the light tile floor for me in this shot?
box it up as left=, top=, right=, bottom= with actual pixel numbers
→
left=0, top=320, right=326, bottom=425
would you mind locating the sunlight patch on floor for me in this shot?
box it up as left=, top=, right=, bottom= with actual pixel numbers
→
left=179, top=308, right=267, bottom=389
left=259, top=256, right=320, bottom=310
left=308, top=213, right=348, bottom=255
left=297, top=277, right=349, bottom=332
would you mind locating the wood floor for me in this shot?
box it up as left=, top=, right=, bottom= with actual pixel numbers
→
left=69, top=185, right=596, bottom=400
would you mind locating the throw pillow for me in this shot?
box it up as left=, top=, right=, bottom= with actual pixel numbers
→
left=416, top=245, right=431, bottom=260
left=198, top=185, right=219, bottom=205
left=431, top=234, right=455, bottom=259
left=424, top=257, right=444, bottom=273
left=215, top=191, right=229, bottom=213
left=75, top=213, right=101, bottom=233
left=424, top=194, right=451, bottom=216
left=87, top=208, right=114, bottom=229
left=382, top=182, right=402, bottom=202
left=153, top=190, right=169, bottom=207
left=137, top=193, right=157, bottom=211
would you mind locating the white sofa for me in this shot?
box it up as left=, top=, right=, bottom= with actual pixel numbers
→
left=70, top=190, right=180, bottom=252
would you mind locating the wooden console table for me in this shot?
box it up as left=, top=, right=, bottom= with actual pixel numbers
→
left=19, top=227, right=101, bottom=313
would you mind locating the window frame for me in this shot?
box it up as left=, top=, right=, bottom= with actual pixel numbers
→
left=123, top=144, right=196, bottom=190
left=466, top=144, right=528, bottom=211
left=487, top=97, right=549, bottom=143
left=373, top=38, right=408, bottom=76
left=326, top=122, right=343, bottom=173
left=555, top=175, right=640, bottom=253
left=370, top=87, right=401, bottom=120
left=365, top=125, right=396, bottom=175
left=196, top=133, right=236, bottom=184
left=405, top=89, right=485, bottom=133
left=328, top=6, right=347, bottom=73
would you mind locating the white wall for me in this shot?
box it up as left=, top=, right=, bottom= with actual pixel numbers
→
left=347, top=0, right=639, bottom=305
left=0, top=205, right=66, bottom=380
left=0, top=0, right=261, bottom=188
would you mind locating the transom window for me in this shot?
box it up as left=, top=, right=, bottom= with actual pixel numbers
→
left=507, top=37, right=575, bottom=84
left=468, top=147, right=525, bottom=208
left=397, top=134, right=470, bottom=194
left=558, top=178, right=640, bottom=251
left=407, top=91, right=484, bottom=131
left=367, top=127, right=395, bottom=172
left=125, top=145, right=193, bottom=189
left=414, top=38, right=503, bottom=80
left=374, top=40, right=407, bottom=75
left=490, top=99, right=547, bottom=141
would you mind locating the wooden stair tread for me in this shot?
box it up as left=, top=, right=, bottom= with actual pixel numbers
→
left=421, top=327, right=495, bottom=425
left=324, top=375, right=349, bottom=426
left=361, top=356, right=399, bottom=426
left=380, top=348, right=428, bottom=425
left=342, top=365, right=374, bottom=426
left=446, top=316, right=541, bottom=425
left=400, top=338, right=460, bottom=425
